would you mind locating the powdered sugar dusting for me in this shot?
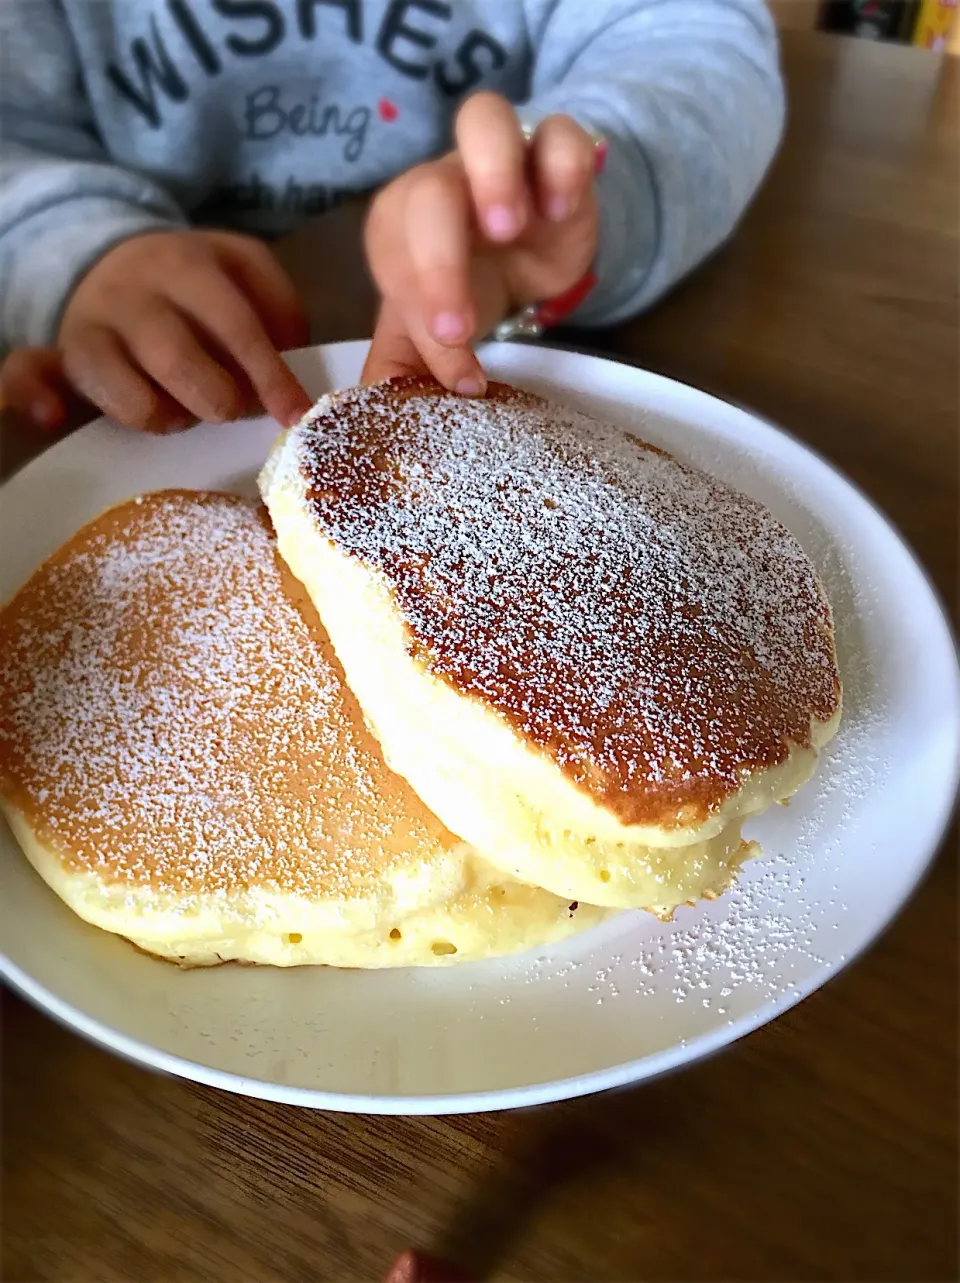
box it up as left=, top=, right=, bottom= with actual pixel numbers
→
left=519, top=596, right=883, bottom=1014
left=0, top=490, right=457, bottom=900
left=295, top=377, right=840, bottom=827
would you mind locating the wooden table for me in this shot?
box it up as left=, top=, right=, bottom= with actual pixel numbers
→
left=3, top=31, right=957, bottom=1283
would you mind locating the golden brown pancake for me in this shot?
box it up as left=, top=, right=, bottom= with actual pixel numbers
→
left=0, top=489, right=610, bottom=965
left=261, top=376, right=841, bottom=913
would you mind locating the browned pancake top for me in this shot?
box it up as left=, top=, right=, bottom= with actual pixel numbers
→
left=0, top=490, right=460, bottom=896
left=295, top=376, right=841, bottom=828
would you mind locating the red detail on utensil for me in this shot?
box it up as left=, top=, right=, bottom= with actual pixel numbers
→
left=593, top=138, right=608, bottom=176
left=378, top=98, right=399, bottom=122
left=535, top=272, right=598, bottom=327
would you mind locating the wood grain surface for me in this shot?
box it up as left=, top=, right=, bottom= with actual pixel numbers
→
left=2, top=32, right=958, bottom=1283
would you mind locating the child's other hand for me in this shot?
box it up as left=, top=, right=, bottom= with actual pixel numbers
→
left=0, top=346, right=93, bottom=433
left=363, top=92, right=599, bottom=393
left=57, top=229, right=312, bottom=432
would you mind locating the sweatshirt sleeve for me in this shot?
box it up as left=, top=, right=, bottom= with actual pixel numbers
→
left=0, top=0, right=186, bottom=354
left=521, top=0, right=785, bottom=326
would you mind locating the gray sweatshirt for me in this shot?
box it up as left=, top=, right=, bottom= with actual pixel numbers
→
left=0, top=0, right=784, bottom=355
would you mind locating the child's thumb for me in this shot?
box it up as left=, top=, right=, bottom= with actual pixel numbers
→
left=362, top=304, right=427, bottom=385
left=363, top=301, right=486, bottom=397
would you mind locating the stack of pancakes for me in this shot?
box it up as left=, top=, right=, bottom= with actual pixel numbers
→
left=0, top=378, right=841, bottom=968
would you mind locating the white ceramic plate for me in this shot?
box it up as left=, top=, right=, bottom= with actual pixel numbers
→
left=2, top=341, right=958, bottom=1114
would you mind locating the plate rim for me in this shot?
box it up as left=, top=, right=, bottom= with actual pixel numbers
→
left=2, top=339, right=959, bottom=1113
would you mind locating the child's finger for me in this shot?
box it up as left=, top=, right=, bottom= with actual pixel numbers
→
left=362, top=301, right=430, bottom=384
left=405, top=323, right=487, bottom=397
left=171, top=270, right=312, bottom=427
left=530, top=113, right=596, bottom=223
left=0, top=347, right=68, bottom=428
left=127, top=304, right=244, bottom=423
left=455, top=91, right=528, bottom=243
left=405, top=163, right=476, bottom=348
left=62, top=326, right=189, bottom=433
left=364, top=299, right=486, bottom=397
left=212, top=233, right=311, bottom=352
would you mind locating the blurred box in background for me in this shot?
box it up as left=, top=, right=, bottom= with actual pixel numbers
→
left=910, top=0, right=958, bottom=48
left=767, top=0, right=959, bottom=49
left=819, top=0, right=920, bottom=41
left=816, top=0, right=958, bottom=43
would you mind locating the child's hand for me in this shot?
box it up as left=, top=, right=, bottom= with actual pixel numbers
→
left=57, top=229, right=312, bottom=432
left=363, top=92, right=600, bottom=393
left=0, top=346, right=93, bottom=433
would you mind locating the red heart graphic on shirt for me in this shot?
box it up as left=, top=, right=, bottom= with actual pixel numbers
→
left=378, top=98, right=399, bottom=122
